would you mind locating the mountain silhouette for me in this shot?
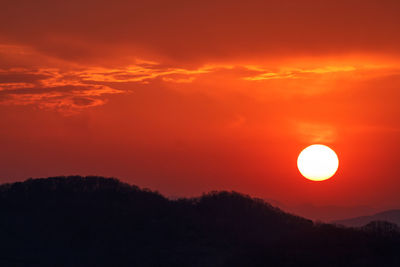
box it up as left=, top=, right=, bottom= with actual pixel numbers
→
left=266, top=201, right=376, bottom=222
left=0, top=176, right=399, bottom=266
left=284, top=203, right=376, bottom=222
left=333, top=209, right=400, bottom=227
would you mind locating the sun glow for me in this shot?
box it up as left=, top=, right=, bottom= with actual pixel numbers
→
left=297, top=144, right=339, bottom=181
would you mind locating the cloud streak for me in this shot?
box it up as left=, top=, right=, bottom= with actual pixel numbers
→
left=0, top=68, right=122, bottom=114
left=0, top=42, right=399, bottom=114
left=0, top=59, right=217, bottom=113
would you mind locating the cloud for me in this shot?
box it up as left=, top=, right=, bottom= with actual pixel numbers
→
left=1, top=40, right=399, bottom=114
left=75, top=63, right=212, bottom=83
left=0, top=58, right=398, bottom=113
left=244, top=65, right=368, bottom=81
left=1, top=0, right=400, bottom=65
left=294, top=122, right=337, bottom=143
left=0, top=59, right=217, bottom=113
left=0, top=68, right=123, bottom=114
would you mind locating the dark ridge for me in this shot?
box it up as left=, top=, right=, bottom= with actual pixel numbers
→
left=0, top=176, right=399, bottom=266
left=333, top=209, right=400, bottom=227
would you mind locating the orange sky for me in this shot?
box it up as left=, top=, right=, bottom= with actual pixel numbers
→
left=1, top=0, right=400, bottom=212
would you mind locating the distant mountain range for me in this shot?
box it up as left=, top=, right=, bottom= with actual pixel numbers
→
left=0, top=176, right=399, bottom=266
left=282, top=203, right=377, bottom=222
left=333, top=210, right=400, bottom=227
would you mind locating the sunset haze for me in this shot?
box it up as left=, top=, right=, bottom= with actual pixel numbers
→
left=1, top=0, right=400, bottom=218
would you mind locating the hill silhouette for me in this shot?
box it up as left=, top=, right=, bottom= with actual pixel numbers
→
left=333, top=209, right=400, bottom=227
left=285, top=203, right=376, bottom=222
left=0, top=176, right=399, bottom=266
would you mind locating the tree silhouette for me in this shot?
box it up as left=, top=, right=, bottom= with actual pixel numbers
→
left=0, top=176, right=398, bottom=266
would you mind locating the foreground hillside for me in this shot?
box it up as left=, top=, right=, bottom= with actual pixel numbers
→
left=0, top=176, right=399, bottom=266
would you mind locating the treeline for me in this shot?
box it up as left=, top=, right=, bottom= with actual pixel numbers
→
left=0, top=176, right=398, bottom=266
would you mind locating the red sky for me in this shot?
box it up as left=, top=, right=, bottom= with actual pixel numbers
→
left=1, top=0, right=400, bottom=215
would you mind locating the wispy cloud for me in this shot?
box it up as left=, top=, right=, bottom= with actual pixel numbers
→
left=0, top=42, right=398, bottom=114
left=76, top=64, right=212, bottom=83
left=0, top=57, right=229, bottom=113
left=294, top=121, right=337, bottom=143
left=243, top=65, right=359, bottom=81
left=0, top=68, right=123, bottom=114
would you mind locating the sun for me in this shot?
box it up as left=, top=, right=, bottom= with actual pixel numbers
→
left=297, top=144, right=339, bottom=181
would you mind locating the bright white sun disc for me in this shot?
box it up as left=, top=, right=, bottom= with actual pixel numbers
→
left=297, top=144, right=339, bottom=181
